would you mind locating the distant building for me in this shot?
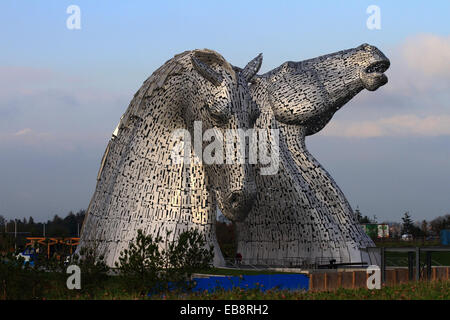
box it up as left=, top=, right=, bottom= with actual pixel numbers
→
left=401, top=234, right=413, bottom=241
left=362, top=224, right=389, bottom=239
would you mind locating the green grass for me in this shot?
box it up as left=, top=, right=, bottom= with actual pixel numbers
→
left=385, top=251, right=450, bottom=267
left=374, top=239, right=442, bottom=247
left=371, top=240, right=450, bottom=266
left=3, top=269, right=450, bottom=300
left=26, top=276, right=450, bottom=300
left=154, top=280, right=450, bottom=300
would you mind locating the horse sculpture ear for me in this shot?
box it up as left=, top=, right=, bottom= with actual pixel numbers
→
left=191, top=56, right=224, bottom=86
left=241, top=53, right=263, bottom=82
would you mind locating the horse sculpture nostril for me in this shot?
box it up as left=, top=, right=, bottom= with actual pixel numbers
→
left=226, top=190, right=256, bottom=210
left=365, top=60, right=390, bottom=74
left=223, top=189, right=255, bottom=222
left=227, top=191, right=242, bottom=207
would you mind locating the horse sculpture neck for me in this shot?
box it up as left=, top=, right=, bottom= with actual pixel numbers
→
left=235, top=81, right=377, bottom=266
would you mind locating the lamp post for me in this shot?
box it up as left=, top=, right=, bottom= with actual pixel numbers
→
left=14, top=219, right=17, bottom=252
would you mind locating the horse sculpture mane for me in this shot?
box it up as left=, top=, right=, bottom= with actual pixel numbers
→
left=114, top=49, right=235, bottom=132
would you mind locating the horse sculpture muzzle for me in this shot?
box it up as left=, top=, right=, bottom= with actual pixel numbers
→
left=223, top=185, right=257, bottom=221
left=359, top=44, right=390, bottom=91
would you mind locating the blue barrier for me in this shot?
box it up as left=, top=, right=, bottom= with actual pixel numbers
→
left=191, top=274, right=309, bottom=293
left=441, top=230, right=450, bottom=246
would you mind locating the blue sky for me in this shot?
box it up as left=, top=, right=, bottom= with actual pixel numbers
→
left=0, top=1, right=449, bottom=223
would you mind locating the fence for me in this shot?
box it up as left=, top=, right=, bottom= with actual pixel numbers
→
left=309, top=266, right=450, bottom=291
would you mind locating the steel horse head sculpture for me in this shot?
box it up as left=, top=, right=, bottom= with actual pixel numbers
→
left=79, top=49, right=261, bottom=266
left=80, top=44, right=390, bottom=268
left=235, top=44, right=390, bottom=266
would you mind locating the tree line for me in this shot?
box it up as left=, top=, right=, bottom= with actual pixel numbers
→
left=1, top=208, right=449, bottom=253
left=0, top=210, right=85, bottom=238
left=355, top=207, right=450, bottom=239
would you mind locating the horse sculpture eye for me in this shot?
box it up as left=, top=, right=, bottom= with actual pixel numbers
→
left=249, top=101, right=260, bottom=126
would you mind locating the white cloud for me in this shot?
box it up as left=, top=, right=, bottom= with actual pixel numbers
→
left=0, top=65, right=128, bottom=152
left=381, top=33, right=450, bottom=95
left=322, top=115, right=450, bottom=138
left=0, top=127, right=109, bottom=153
left=1, top=128, right=55, bottom=147
left=401, top=34, right=450, bottom=77
left=14, top=128, right=32, bottom=136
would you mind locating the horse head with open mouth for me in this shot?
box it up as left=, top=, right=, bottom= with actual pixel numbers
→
left=236, top=44, right=390, bottom=266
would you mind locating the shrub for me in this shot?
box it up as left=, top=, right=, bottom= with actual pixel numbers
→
left=0, top=252, right=46, bottom=299
left=115, top=229, right=213, bottom=295
left=71, top=244, right=109, bottom=293
left=114, top=230, right=164, bottom=295
left=166, top=229, right=213, bottom=289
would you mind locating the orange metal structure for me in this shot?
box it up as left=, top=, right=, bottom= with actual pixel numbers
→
left=25, top=237, right=80, bottom=259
